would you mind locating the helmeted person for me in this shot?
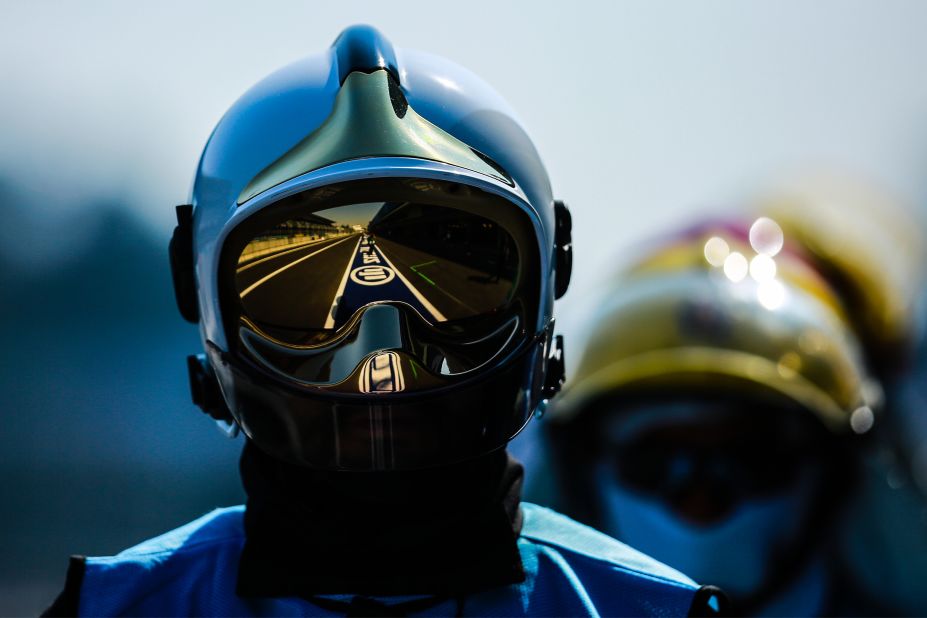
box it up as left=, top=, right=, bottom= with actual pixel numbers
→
left=533, top=216, right=889, bottom=615
left=757, top=174, right=927, bottom=615
left=43, top=25, right=727, bottom=617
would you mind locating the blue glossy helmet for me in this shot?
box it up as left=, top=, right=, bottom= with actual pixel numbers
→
left=170, top=25, right=571, bottom=471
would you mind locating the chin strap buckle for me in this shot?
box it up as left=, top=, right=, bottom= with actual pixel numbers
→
left=542, top=334, right=566, bottom=399
left=187, top=354, right=236, bottom=432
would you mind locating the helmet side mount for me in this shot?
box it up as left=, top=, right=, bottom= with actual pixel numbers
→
left=543, top=334, right=566, bottom=398
left=554, top=201, right=573, bottom=299
left=169, top=204, right=199, bottom=323
left=187, top=353, right=234, bottom=424
left=169, top=204, right=235, bottom=425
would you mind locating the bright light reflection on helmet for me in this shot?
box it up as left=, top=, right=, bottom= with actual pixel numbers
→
left=704, top=236, right=730, bottom=267
left=723, top=252, right=748, bottom=282
left=749, top=254, right=777, bottom=282
left=757, top=279, right=787, bottom=310
left=749, top=217, right=784, bottom=256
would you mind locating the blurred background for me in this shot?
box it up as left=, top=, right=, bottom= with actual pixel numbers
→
left=3, top=0, right=927, bottom=613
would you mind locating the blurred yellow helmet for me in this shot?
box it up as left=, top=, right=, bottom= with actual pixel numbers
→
left=754, top=173, right=927, bottom=375
left=551, top=217, right=880, bottom=435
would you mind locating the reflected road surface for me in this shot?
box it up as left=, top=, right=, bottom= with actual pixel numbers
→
left=237, top=232, right=513, bottom=331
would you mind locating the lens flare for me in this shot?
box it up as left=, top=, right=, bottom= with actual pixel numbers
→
left=704, top=236, right=730, bottom=267
left=850, top=406, right=875, bottom=434
left=749, top=254, right=777, bottom=282
left=757, top=279, right=786, bottom=310
left=723, top=252, right=748, bottom=282
left=749, top=217, right=784, bottom=256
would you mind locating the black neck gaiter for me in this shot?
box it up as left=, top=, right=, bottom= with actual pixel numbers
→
left=237, top=441, right=526, bottom=599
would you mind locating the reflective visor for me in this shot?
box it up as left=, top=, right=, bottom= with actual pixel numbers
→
left=219, top=178, right=540, bottom=392
left=236, top=201, right=519, bottom=335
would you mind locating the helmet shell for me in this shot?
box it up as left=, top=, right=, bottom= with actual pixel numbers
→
left=178, top=26, right=567, bottom=470
left=192, top=29, right=556, bottom=353
left=551, top=217, right=879, bottom=435
left=755, top=173, right=927, bottom=376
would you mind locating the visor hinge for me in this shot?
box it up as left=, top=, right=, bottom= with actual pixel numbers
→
left=543, top=334, right=566, bottom=398
left=187, top=353, right=233, bottom=423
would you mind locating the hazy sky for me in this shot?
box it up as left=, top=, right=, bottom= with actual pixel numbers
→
left=3, top=0, right=927, bottom=341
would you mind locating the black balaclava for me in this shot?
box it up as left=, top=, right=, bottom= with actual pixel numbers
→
left=237, top=440, right=526, bottom=601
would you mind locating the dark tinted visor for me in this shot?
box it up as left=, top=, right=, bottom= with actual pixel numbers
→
left=219, top=178, right=540, bottom=390
left=593, top=394, right=827, bottom=502
left=236, top=201, right=519, bottom=338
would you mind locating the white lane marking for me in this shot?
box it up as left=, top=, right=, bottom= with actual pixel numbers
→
left=374, top=244, right=447, bottom=322
left=240, top=234, right=357, bottom=298
left=323, top=236, right=362, bottom=329
left=237, top=235, right=345, bottom=273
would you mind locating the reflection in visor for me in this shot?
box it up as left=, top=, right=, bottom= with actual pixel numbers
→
left=221, top=177, right=539, bottom=396
left=359, top=351, right=406, bottom=394
left=235, top=201, right=519, bottom=343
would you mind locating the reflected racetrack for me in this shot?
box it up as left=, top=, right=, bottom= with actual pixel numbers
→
left=237, top=232, right=515, bottom=333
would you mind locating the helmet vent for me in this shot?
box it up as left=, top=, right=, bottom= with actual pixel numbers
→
left=387, top=72, right=409, bottom=119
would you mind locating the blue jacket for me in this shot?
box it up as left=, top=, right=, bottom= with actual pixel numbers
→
left=48, top=503, right=719, bottom=616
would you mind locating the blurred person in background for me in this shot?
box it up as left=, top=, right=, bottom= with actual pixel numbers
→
left=758, top=175, right=927, bottom=615
left=43, top=25, right=727, bottom=617
left=533, top=216, right=891, bottom=615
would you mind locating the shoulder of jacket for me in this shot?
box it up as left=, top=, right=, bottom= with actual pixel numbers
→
left=519, top=502, right=697, bottom=590
left=67, top=508, right=246, bottom=617
left=91, top=505, right=245, bottom=563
